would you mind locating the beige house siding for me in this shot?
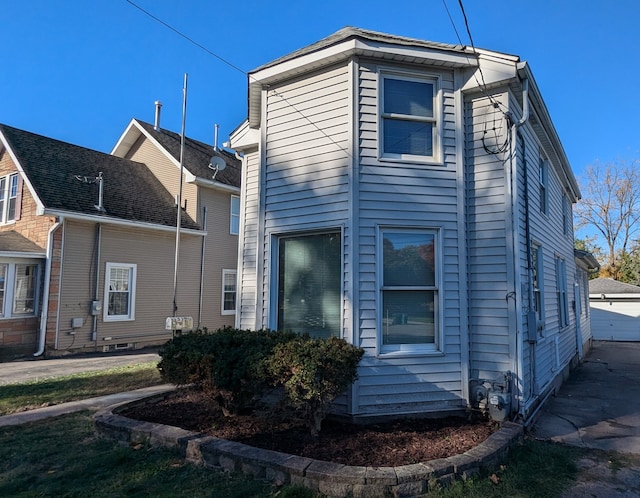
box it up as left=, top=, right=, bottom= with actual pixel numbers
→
left=124, top=135, right=199, bottom=222
left=55, top=219, right=204, bottom=352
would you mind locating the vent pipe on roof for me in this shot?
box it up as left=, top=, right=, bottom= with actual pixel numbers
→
left=214, top=123, right=219, bottom=151
left=154, top=100, right=163, bottom=130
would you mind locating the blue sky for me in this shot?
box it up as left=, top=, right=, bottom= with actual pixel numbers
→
left=2, top=0, right=639, bottom=182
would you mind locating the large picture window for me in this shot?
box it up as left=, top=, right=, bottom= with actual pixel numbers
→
left=381, top=73, right=439, bottom=161
left=276, top=231, right=341, bottom=339
left=104, top=263, right=136, bottom=321
left=380, top=229, right=439, bottom=352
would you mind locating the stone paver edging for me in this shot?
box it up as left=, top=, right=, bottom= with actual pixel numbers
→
left=94, top=392, right=523, bottom=498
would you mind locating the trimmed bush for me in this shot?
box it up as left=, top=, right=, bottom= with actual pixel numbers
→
left=266, top=336, right=364, bottom=437
left=158, top=327, right=296, bottom=415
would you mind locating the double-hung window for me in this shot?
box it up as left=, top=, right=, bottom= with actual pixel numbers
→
left=222, top=269, right=237, bottom=314
left=380, top=228, right=439, bottom=353
left=532, top=244, right=545, bottom=328
left=0, top=261, right=38, bottom=317
left=276, top=231, right=341, bottom=339
left=0, top=173, right=19, bottom=224
left=539, top=156, right=548, bottom=215
left=380, top=72, right=439, bottom=161
left=104, top=263, right=136, bottom=321
left=230, top=195, right=240, bottom=235
left=556, top=256, right=569, bottom=327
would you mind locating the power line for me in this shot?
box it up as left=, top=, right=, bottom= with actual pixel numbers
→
left=125, top=0, right=352, bottom=159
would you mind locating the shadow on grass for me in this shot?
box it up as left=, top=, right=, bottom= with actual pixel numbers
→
left=0, top=363, right=163, bottom=415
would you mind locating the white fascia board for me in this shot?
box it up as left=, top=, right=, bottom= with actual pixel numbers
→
left=229, top=122, right=259, bottom=151
left=110, top=119, right=140, bottom=156
left=0, top=131, right=46, bottom=215
left=590, top=293, right=640, bottom=300
left=44, top=209, right=206, bottom=237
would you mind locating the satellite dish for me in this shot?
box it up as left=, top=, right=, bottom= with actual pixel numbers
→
left=208, top=156, right=226, bottom=172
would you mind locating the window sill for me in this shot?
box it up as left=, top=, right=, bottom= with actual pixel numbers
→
left=377, top=347, right=444, bottom=358
left=379, top=155, right=445, bottom=168
left=103, top=317, right=135, bottom=322
left=221, top=310, right=236, bottom=316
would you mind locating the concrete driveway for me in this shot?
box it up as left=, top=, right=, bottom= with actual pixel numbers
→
left=533, top=341, right=640, bottom=455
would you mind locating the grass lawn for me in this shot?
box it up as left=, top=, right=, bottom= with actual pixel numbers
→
left=0, top=362, right=163, bottom=415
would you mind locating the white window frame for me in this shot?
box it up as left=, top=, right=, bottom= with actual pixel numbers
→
left=221, top=269, right=237, bottom=315
left=103, top=262, right=137, bottom=322
left=378, top=227, right=442, bottom=355
left=0, top=260, right=39, bottom=318
left=230, top=195, right=240, bottom=235
left=562, top=194, right=571, bottom=236
left=539, top=156, right=549, bottom=215
left=0, top=173, right=19, bottom=224
left=379, top=70, right=442, bottom=164
left=532, top=243, right=545, bottom=328
left=556, top=256, right=569, bottom=328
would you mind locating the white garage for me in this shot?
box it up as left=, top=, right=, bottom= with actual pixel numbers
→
left=590, top=278, right=640, bottom=341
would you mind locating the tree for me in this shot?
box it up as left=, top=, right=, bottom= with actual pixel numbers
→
left=574, top=160, right=640, bottom=275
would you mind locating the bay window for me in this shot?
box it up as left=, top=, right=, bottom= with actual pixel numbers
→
left=380, top=228, right=439, bottom=352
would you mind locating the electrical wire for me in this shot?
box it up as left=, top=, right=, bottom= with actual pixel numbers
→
left=125, top=0, right=352, bottom=160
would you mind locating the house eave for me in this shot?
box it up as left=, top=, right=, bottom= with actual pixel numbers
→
left=0, top=251, right=46, bottom=259
left=248, top=35, right=479, bottom=128
left=188, top=176, right=241, bottom=193
left=44, top=209, right=206, bottom=236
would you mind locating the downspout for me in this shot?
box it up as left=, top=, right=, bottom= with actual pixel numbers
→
left=92, top=222, right=102, bottom=344
left=197, top=206, right=207, bottom=328
left=509, top=77, right=529, bottom=417
left=33, top=220, right=62, bottom=357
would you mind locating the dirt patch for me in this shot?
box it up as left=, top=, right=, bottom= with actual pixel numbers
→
left=121, top=388, right=497, bottom=467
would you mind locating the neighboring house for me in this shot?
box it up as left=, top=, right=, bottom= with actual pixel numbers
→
left=589, top=277, right=640, bottom=341
left=112, top=117, right=242, bottom=330
left=229, top=27, right=591, bottom=422
left=0, top=121, right=240, bottom=360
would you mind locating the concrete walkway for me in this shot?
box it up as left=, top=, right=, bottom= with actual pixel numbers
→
left=533, top=341, right=640, bottom=455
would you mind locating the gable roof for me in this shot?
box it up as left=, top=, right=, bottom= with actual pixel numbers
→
left=589, top=277, right=640, bottom=295
left=0, top=124, right=199, bottom=230
left=112, top=119, right=241, bottom=190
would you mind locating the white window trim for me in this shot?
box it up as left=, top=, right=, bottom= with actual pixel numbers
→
left=221, top=269, right=237, bottom=315
left=378, top=69, right=443, bottom=165
left=0, top=173, right=19, bottom=225
left=230, top=195, right=240, bottom=235
left=539, top=156, right=549, bottom=215
left=0, top=260, right=40, bottom=318
left=556, top=256, right=569, bottom=328
left=377, top=226, right=443, bottom=356
left=103, top=262, right=137, bottom=322
left=532, top=243, right=545, bottom=330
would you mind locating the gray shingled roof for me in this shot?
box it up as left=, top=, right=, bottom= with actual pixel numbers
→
left=0, top=124, right=199, bottom=230
left=135, top=120, right=241, bottom=189
left=251, top=26, right=469, bottom=74
left=589, top=277, right=640, bottom=295
left=0, top=230, right=45, bottom=254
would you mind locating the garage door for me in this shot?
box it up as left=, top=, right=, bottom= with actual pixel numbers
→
left=590, top=301, right=640, bottom=341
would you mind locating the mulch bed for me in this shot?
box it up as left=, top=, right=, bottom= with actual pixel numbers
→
left=121, top=388, right=498, bottom=467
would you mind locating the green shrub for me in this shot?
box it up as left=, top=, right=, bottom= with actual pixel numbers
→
left=158, top=327, right=296, bottom=415
left=266, top=336, right=364, bottom=437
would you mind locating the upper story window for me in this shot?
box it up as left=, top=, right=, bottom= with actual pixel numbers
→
left=539, top=156, right=549, bottom=215
left=0, top=173, right=19, bottom=224
left=0, top=261, right=39, bottom=318
left=380, top=72, right=440, bottom=162
left=380, top=228, right=440, bottom=354
left=104, top=262, right=136, bottom=321
left=230, top=195, right=240, bottom=235
left=562, top=193, right=570, bottom=236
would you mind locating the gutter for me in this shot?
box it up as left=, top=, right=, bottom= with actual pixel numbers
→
left=40, top=209, right=205, bottom=236
left=33, top=221, right=61, bottom=357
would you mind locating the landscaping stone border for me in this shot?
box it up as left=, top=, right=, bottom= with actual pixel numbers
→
left=94, top=392, right=523, bottom=498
